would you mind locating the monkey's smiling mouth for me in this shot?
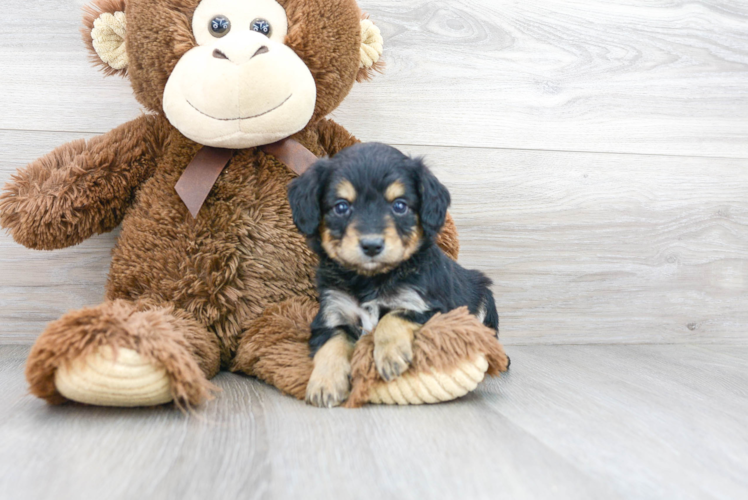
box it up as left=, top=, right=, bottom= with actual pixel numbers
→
left=187, top=94, right=293, bottom=121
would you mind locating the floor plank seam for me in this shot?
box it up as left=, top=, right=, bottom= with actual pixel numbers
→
left=3, top=128, right=748, bottom=162
left=388, top=142, right=748, bottom=161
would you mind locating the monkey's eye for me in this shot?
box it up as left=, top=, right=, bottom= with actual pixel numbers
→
left=251, top=18, right=272, bottom=37
left=209, top=16, right=231, bottom=37
left=333, top=200, right=351, bottom=216
left=392, top=200, right=409, bottom=215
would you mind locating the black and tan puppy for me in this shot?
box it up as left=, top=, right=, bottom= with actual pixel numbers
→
left=288, top=142, right=500, bottom=407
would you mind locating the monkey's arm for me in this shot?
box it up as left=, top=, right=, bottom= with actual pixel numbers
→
left=315, top=118, right=460, bottom=259
left=0, top=114, right=171, bottom=250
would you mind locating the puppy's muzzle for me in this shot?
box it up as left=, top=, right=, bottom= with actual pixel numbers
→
left=359, top=236, right=385, bottom=257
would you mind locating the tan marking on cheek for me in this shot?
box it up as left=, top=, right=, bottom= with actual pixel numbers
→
left=377, top=217, right=406, bottom=268
left=338, top=225, right=362, bottom=262
left=382, top=222, right=403, bottom=252
left=335, top=180, right=357, bottom=202
left=402, top=223, right=424, bottom=261
left=385, top=181, right=406, bottom=202
left=320, top=224, right=341, bottom=260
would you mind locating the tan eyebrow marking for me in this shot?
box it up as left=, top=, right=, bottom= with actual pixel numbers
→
left=336, top=180, right=357, bottom=202
left=385, top=181, right=406, bottom=202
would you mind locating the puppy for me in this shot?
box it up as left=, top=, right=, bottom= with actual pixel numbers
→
left=288, top=142, right=500, bottom=407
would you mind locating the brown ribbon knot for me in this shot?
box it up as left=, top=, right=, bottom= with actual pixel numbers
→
left=175, top=138, right=318, bottom=219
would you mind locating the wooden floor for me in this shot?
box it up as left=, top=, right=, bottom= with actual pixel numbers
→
left=1, top=344, right=747, bottom=500
left=1, top=0, right=747, bottom=498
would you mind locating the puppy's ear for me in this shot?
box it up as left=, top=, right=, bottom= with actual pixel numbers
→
left=288, top=160, right=329, bottom=236
left=414, top=158, right=451, bottom=240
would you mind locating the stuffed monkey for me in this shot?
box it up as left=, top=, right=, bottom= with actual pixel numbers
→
left=0, top=0, right=508, bottom=408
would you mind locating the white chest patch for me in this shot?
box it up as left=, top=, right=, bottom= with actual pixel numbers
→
left=322, top=287, right=429, bottom=335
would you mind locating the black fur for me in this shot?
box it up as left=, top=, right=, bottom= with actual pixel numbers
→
left=288, top=142, right=500, bottom=357
left=287, top=160, right=331, bottom=236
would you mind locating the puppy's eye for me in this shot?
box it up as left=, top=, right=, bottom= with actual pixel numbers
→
left=209, top=16, right=231, bottom=37
left=251, top=18, right=272, bottom=37
left=392, top=200, right=409, bottom=215
left=333, top=200, right=351, bottom=216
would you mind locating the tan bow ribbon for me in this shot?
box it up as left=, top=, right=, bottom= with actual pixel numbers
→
left=175, top=138, right=319, bottom=218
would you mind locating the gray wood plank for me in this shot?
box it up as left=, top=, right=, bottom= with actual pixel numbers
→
left=407, top=144, right=748, bottom=345
left=1, top=1, right=748, bottom=157
left=483, top=344, right=748, bottom=500
left=345, top=0, right=748, bottom=157
left=1, top=344, right=746, bottom=500
left=2, top=132, right=746, bottom=344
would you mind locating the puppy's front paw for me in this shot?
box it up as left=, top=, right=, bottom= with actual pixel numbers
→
left=374, top=338, right=413, bottom=382
left=306, top=334, right=354, bottom=408
left=373, top=312, right=419, bottom=381
left=305, top=368, right=351, bottom=408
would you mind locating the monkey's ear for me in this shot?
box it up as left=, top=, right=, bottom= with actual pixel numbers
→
left=288, top=161, right=330, bottom=236
left=413, top=158, right=451, bottom=240
left=82, top=0, right=129, bottom=77
left=357, top=15, right=384, bottom=82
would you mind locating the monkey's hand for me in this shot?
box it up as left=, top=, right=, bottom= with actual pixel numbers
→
left=0, top=115, right=169, bottom=250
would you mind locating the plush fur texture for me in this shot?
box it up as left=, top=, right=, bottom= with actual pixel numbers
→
left=122, top=0, right=362, bottom=121
left=345, top=307, right=509, bottom=408
left=0, top=0, right=504, bottom=408
left=230, top=300, right=509, bottom=407
left=162, top=0, right=319, bottom=148
left=231, top=297, right=317, bottom=400
left=356, top=13, right=385, bottom=83
left=0, top=114, right=170, bottom=250
left=26, top=299, right=220, bottom=407
left=82, top=0, right=129, bottom=77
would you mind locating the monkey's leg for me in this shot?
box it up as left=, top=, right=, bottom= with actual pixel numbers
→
left=231, top=296, right=318, bottom=400
left=26, top=299, right=219, bottom=408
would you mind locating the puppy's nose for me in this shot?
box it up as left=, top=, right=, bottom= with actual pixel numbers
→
left=360, top=237, right=385, bottom=257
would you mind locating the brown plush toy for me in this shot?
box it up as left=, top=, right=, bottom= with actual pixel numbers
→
left=0, top=0, right=508, bottom=408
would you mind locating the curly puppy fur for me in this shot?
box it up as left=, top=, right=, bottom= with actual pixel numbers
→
left=1, top=0, right=467, bottom=407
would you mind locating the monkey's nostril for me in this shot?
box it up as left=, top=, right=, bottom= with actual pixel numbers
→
left=212, top=49, right=229, bottom=60
left=252, top=46, right=269, bottom=59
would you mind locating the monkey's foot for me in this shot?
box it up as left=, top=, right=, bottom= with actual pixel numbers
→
left=369, top=356, right=489, bottom=405
left=55, top=346, right=173, bottom=407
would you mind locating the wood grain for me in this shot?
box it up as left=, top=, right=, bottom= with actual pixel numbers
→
left=3, top=2, right=748, bottom=499
left=1, top=344, right=746, bottom=500
left=2, top=1, right=748, bottom=157
left=2, top=129, right=746, bottom=344
left=342, top=0, right=748, bottom=157
left=404, top=144, right=748, bottom=345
